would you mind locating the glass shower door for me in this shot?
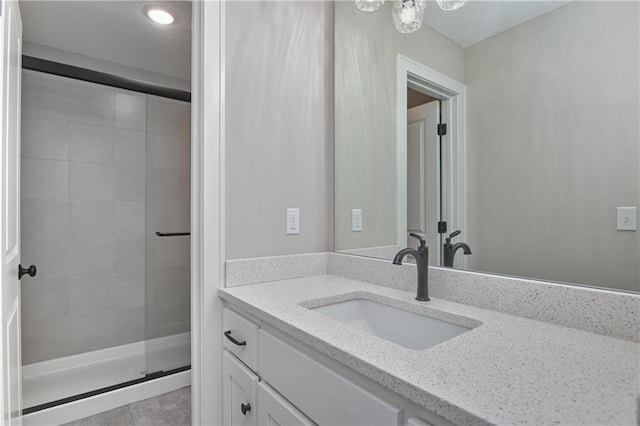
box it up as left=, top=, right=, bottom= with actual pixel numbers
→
left=144, top=94, right=191, bottom=375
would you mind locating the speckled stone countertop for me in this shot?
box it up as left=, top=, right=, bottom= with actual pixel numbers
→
left=219, top=274, right=640, bottom=426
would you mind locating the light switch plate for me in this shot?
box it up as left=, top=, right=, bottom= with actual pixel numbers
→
left=286, top=208, right=300, bottom=235
left=616, top=207, right=637, bottom=231
left=352, top=209, right=362, bottom=232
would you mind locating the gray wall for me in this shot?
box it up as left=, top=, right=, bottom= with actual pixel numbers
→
left=225, top=1, right=334, bottom=259
left=334, top=1, right=464, bottom=251
left=20, top=71, right=190, bottom=364
left=465, top=1, right=639, bottom=291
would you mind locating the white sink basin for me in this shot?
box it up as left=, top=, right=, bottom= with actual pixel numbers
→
left=311, top=298, right=470, bottom=350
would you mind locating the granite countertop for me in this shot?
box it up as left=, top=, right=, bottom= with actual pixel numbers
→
left=219, top=274, right=640, bottom=426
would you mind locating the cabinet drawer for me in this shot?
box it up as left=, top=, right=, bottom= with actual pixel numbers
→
left=259, top=330, right=402, bottom=426
left=257, top=382, right=315, bottom=426
left=223, top=350, right=258, bottom=426
left=223, top=308, right=259, bottom=371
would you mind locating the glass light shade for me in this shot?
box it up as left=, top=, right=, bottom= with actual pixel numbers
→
left=147, top=8, right=174, bottom=25
left=355, top=0, right=385, bottom=12
left=436, top=0, right=466, bottom=11
left=392, top=0, right=425, bottom=34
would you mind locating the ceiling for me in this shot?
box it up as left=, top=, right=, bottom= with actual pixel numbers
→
left=19, top=1, right=192, bottom=81
left=18, top=0, right=572, bottom=79
left=422, top=0, right=573, bottom=47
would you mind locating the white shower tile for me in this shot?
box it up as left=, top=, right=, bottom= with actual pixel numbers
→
left=21, top=199, right=68, bottom=240
left=68, top=274, right=117, bottom=315
left=150, top=236, right=190, bottom=269
left=146, top=301, right=190, bottom=339
left=148, top=200, right=190, bottom=235
left=147, top=96, right=190, bottom=137
left=115, top=129, right=146, bottom=167
left=114, top=307, right=146, bottom=345
left=22, top=316, right=72, bottom=364
left=69, top=310, right=117, bottom=354
left=114, top=272, right=146, bottom=308
left=115, top=237, right=146, bottom=273
left=21, top=158, right=68, bottom=199
left=115, top=92, right=147, bottom=131
left=114, top=201, right=145, bottom=238
left=114, top=165, right=145, bottom=201
left=21, top=279, right=69, bottom=321
left=148, top=268, right=190, bottom=304
left=21, top=71, right=69, bottom=123
left=147, top=168, right=190, bottom=202
left=149, top=132, right=190, bottom=171
left=67, top=238, right=116, bottom=277
left=68, top=82, right=115, bottom=127
left=69, top=124, right=115, bottom=164
left=21, top=117, right=69, bottom=161
left=69, top=162, right=114, bottom=201
left=69, top=200, right=114, bottom=238
left=20, top=239, right=68, bottom=281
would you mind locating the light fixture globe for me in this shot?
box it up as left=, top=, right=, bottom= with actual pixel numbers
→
left=436, top=0, right=466, bottom=11
left=147, top=8, right=175, bottom=25
left=392, top=0, right=425, bottom=34
left=355, top=0, right=385, bottom=12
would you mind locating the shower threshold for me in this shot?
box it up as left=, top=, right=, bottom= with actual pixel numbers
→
left=22, top=333, right=190, bottom=414
left=23, top=365, right=190, bottom=415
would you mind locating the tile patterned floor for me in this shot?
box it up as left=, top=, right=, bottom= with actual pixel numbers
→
left=61, top=387, right=191, bottom=426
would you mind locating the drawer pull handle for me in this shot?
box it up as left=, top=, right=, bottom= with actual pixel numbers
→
left=224, top=330, right=247, bottom=346
left=241, top=402, right=251, bottom=415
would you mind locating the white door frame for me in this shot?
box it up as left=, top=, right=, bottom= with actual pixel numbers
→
left=191, top=1, right=224, bottom=425
left=396, top=55, right=466, bottom=267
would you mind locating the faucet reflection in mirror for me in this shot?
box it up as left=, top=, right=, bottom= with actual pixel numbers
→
left=355, top=0, right=467, bottom=33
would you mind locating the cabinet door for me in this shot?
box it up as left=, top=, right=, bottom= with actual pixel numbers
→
left=223, top=350, right=258, bottom=426
left=257, top=382, right=314, bottom=426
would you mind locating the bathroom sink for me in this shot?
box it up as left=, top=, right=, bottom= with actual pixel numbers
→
left=311, top=299, right=470, bottom=350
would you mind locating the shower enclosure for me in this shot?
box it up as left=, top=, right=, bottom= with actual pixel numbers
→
left=19, top=67, right=191, bottom=413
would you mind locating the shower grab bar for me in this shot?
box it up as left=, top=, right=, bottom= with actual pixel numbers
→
left=156, top=232, right=191, bottom=237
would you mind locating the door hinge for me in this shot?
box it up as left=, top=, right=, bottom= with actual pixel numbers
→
left=437, top=123, right=447, bottom=136
left=438, top=221, right=447, bottom=234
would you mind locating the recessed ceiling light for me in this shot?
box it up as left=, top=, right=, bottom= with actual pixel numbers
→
left=147, top=8, right=174, bottom=25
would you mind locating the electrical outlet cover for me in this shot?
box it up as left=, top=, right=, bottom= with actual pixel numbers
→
left=352, top=209, right=363, bottom=232
left=617, top=207, right=637, bottom=231
left=286, top=208, right=300, bottom=235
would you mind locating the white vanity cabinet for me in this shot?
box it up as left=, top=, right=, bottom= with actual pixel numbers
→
left=223, top=350, right=259, bottom=426
left=259, top=329, right=402, bottom=425
left=257, top=382, right=314, bottom=426
left=221, top=306, right=444, bottom=426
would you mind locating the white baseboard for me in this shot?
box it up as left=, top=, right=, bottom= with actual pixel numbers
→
left=22, top=370, right=191, bottom=426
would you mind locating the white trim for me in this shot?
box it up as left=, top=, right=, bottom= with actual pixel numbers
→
left=396, top=55, right=467, bottom=267
left=191, top=1, right=224, bottom=425
left=22, top=371, right=190, bottom=426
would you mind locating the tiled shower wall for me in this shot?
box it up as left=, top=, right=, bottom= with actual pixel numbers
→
left=20, top=70, right=190, bottom=365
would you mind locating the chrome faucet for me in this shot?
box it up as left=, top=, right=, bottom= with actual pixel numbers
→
left=393, top=233, right=430, bottom=301
left=443, top=230, right=472, bottom=267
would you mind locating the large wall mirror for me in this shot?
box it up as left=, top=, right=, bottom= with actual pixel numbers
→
left=334, top=0, right=639, bottom=293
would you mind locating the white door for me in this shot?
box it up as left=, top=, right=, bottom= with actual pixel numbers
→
left=0, top=0, right=22, bottom=423
left=407, top=101, right=440, bottom=265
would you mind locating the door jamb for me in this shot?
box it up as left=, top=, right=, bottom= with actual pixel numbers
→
left=191, top=1, right=225, bottom=425
left=396, top=54, right=466, bottom=267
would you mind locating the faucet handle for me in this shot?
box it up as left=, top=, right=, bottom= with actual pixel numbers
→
left=409, top=233, right=426, bottom=247
left=446, top=230, right=461, bottom=243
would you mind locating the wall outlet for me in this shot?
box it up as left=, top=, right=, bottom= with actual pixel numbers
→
left=286, top=208, right=300, bottom=235
left=352, top=209, right=363, bottom=232
left=617, top=206, right=637, bottom=231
